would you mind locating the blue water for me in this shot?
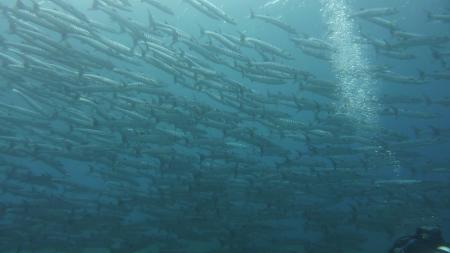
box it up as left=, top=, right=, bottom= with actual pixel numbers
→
left=0, top=0, right=449, bottom=252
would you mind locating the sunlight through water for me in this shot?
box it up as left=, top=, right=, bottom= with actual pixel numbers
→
left=320, top=0, right=403, bottom=174
left=320, top=0, right=378, bottom=124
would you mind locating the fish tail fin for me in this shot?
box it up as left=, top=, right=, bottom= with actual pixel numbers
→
left=275, top=161, right=283, bottom=170
left=314, top=101, right=321, bottom=113
left=90, top=0, right=100, bottom=10
left=297, top=82, right=304, bottom=93
left=388, top=26, right=399, bottom=37
left=423, top=94, right=432, bottom=105
left=388, top=18, right=399, bottom=34
left=68, top=124, right=74, bottom=133
left=373, top=44, right=380, bottom=54
left=412, top=126, right=422, bottom=138
left=359, top=31, right=369, bottom=40
left=118, top=24, right=126, bottom=33
left=77, top=67, right=84, bottom=80
left=15, top=0, right=25, bottom=9
left=171, top=30, right=178, bottom=45
left=304, top=72, right=313, bottom=81
left=199, top=25, right=205, bottom=37
left=429, top=125, right=440, bottom=137
left=22, top=57, right=30, bottom=68
left=389, top=27, right=395, bottom=36
left=430, top=47, right=441, bottom=60
left=0, top=4, right=7, bottom=15
left=198, top=153, right=206, bottom=163
left=249, top=9, right=255, bottom=19
left=391, top=106, right=399, bottom=117
left=140, top=47, right=147, bottom=57
left=147, top=9, right=156, bottom=30
left=329, top=157, right=337, bottom=171
left=238, top=32, right=246, bottom=44
left=308, top=144, right=317, bottom=155
left=131, top=37, right=138, bottom=52
left=8, top=18, right=19, bottom=34
left=60, top=31, right=68, bottom=41
left=293, top=96, right=303, bottom=112
left=425, top=10, right=432, bottom=22
left=0, top=35, right=5, bottom=48
left=383, top=39, right=392, bottom=50
left=232, top=60, right=238, bottom=69
left=417, top=69, right=426, bottom=80
left=239, top=66, right=245, bottom=77
left=31, top=0, right=39, bottom=12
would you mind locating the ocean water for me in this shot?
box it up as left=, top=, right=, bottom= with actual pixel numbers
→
left=0, top=0, right=449, bottom=252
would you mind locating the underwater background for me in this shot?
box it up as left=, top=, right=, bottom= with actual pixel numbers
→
left=0, top=0, right=449, bottom=252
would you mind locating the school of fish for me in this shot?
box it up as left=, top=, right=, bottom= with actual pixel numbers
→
left=0, top=0, right=449, bottom=252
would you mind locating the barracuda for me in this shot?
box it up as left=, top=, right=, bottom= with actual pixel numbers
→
left=291, top=37, right=335, bottom=51
left=241, top=34, right=293, bottom=59
left=195, top=0, right=236, bottom=24
left=200, top=28, right=240, bottom=52
left=142, top=0, right=174, bottom=15
left=350, top=7, right=399, bottom=18
left=249, top=9, right=297, bottom=34
left=47, top=0, right=90, bottom=22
